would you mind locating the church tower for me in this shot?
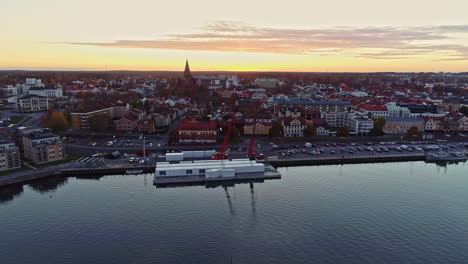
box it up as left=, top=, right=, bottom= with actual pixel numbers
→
left=184, top=59, right=193, bottom=79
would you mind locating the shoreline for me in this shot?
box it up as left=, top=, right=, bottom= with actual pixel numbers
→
left=1, top=153, right=458, bottom=188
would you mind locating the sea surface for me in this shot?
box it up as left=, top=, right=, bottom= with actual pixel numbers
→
left=1, top=161, right=468, bottom=264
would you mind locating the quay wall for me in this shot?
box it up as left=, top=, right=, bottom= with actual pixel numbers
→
left=0, top=154, right=431, bottom=188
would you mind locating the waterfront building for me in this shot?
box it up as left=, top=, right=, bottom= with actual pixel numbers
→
left=244, top=121, right=272, bottom=136
left=424, top=117, right=443, bottom=131
left=177, top=122, right=217, bottom=143
left=16, top=95, right=49, bottom=112
left=383, top=117, right=425, bottom=134
left=0, top=138, right=21, bottom=171
left=348, top=114, right=374, bottom=136
left=282, top=118, right=307, bottom=137
left=22, top=129, right=63, bottom=164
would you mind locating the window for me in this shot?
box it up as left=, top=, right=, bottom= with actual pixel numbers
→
left=199, top=169, right=205, bottom=174
left=159, top=171, right=166, bottom=176
left=186, top=170, right=193, bottom=174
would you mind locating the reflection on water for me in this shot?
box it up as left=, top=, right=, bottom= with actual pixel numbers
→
left=0, top=184, right=23, bottom=204
left=28, top=176, right=69, bottom=194
left=1, top=161, right=468, bottom=264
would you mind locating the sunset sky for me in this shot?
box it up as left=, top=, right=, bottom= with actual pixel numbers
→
left=2, top=0, right=468, bottom=72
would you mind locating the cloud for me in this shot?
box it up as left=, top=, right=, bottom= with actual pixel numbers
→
left=60, top=21, right=468, bottom=60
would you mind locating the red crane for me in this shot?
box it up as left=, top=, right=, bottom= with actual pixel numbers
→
left=211, top=119, right=234, bottom=160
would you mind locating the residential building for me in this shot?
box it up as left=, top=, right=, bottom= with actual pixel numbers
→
left=316, top=126, right=330, bottom=136
left=22, top=129, right=63, bottom=164
left=424, top=118, right=443, bottom=131
left=456, top=116, right=468, bottom=131
left=348, top=114, right=374, bottom=136
left=136, top=119, right=155, bottom=134
left=323, top=112, right=349, bottom=128
left=71, top=107, right=111, bottom=130
left=383, top=117, right=425, bottom=134
left=244, top=121, right=272, bottom=136
left=0, top=138, right=21, bottom=171
left=16, top=95, right=49, bottom=112
left=359, top=104, right=389, bottom=118
left=282, top=118, right=307, bottom=137
left=115, top=115, right=138, bottom=132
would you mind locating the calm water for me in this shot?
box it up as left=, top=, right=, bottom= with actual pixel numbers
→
left=1, top=162, right=468, bottom=264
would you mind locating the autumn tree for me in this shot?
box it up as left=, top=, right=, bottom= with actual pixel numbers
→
left=45, top=111, right=69, bottom=133
left=269, top=121, right=284, bottom=137
left=369, top=116, right=386, bottom=136
left=303, top=124, right=316, bottom=137
left=336, top=126, right=350, bottom=137
left=407, top=126, right=419, bottom=137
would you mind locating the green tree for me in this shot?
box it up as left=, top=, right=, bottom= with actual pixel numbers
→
left=407, top=126, right=419, bottom=137
left=336, top=126, right=350, bottom=137
left=303, top=124, right=316, bottom=137
left=269, top=121, right=284, bottom=137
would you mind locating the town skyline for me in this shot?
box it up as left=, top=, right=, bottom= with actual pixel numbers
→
left=3, top=0, right=468, bottom=72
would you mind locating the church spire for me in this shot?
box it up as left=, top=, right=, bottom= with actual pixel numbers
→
left=184, top=59, right=193, bottom=79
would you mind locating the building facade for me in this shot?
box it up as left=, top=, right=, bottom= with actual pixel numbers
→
left=383, top=117, right=425, bottom=134
left=0, top=138, right=21, bottom=171
left=71, top=107, right=111, bottom=130
left=177, top=122, right=217, bottom=143
left=16, top=95, right=49, bottom=112
left=22, top=130, right=63, bottom=164
left=282, top=118, right=306, bottom=137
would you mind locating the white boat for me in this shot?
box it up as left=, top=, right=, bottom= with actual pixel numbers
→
left=154, top=158, right=280, bottom=184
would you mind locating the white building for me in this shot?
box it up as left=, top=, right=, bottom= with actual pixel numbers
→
left=28, top=86, right=63, bottom=98
left=348, top=113, right=374, bottom=136
left=17, top=78, right=45, bottom=95
left=282, top=118, right=306, bottom=137
left=16, top=95, right=49, bottom=112
left=254, top=78, right=279, bottom=89
left=385, top=102, right=410, bottom=118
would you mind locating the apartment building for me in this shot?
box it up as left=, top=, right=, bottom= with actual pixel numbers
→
left=0, top=138, right=21, bottom=171
left=22, top=130, right=64, bottom=164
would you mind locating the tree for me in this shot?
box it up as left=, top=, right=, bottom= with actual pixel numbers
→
left=303, top=124, right=316, bottom=137
left=460, top=106, right=468, bottom=116
left=369, top=116, right=385, bottom=136
left=269, top=121, right=284, bottom=137
left=407, top=126, right=419, bottom=137
left=44, top=111, right=69, bottom=133
left=336, top=126, right=350, bottom=137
